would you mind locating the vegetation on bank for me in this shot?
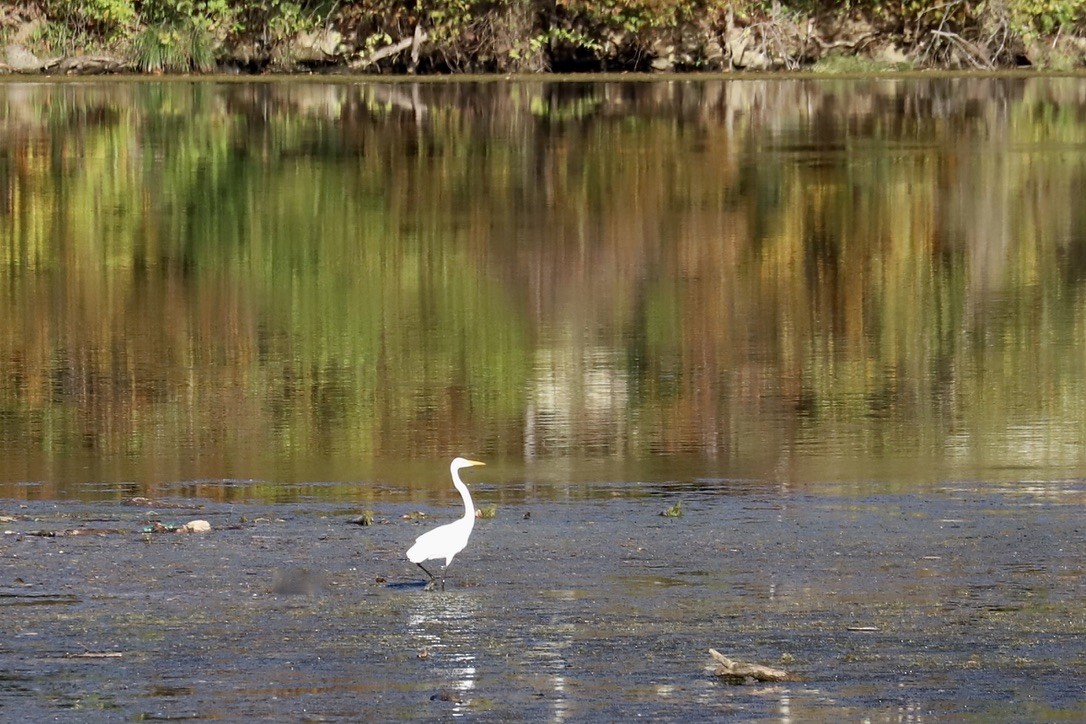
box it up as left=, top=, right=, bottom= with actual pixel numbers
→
left=3, top=1, right=1086, bottom=74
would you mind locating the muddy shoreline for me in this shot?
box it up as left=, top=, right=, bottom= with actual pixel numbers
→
left=2, top=481, right=1083, bottom=720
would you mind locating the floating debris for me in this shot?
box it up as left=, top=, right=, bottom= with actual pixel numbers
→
left=123, top=497, right=200, bottom=509
left=348, top=511, right=377, bottom=526
left=847, top=626, right=880, bottom=632
left=709, top=648, right=798, bottom=683
left=523, top=511, right=531, bottom=520
left=27, top=528, right=127, bottom=537
left=142, top=520, right=211, bottom=534
left=66, top=651, right=123, bottom=659
left=475, top=504, right=497, bottom=519
left=430, top=688, right=462, bottom=703
left=0, top=590, right=79, bottom=604
left=142, top=522, right=179, bottom=534
left=660, top=501, right=683, bottom=518
left=402, top=511, right=429, bottom=520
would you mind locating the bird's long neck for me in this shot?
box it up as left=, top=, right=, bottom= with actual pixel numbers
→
left=451, top=466, right=475, bottom=522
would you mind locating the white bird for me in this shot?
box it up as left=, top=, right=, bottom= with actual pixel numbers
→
left=406, top=457, right=486, bottom=590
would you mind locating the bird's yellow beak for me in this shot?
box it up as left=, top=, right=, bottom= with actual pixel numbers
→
left=464, top=459, right=486, bottom=467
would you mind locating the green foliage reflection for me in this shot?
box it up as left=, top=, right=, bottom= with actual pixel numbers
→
left=3, top=78, right=1086, bottom=497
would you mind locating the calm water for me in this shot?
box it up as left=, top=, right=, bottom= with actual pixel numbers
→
left=3, top=77, right=1086, bottom=498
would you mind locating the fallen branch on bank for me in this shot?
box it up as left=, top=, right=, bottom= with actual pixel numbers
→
left=929, top=29, right=991, bottom=68
left=353, top=26, right=430, bottom=69
left=55, top=54, right=129, bottom=74
left=812, top=31, right=876, bottom=53
left=0, top=47, right=128, bottom=75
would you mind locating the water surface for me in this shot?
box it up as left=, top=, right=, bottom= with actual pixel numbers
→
left=4, top=77, right=1086, bottom=497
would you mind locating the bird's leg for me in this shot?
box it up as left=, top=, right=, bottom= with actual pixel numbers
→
left=417, top=562, right=436, bottom=589
left=440, top=564, right=447, bottom=591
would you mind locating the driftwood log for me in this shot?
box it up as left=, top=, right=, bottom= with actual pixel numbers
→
left=709, top=648, right=799, bottom=683
left=1, top=45, right=128, bottom=75
left=55, top=55, right=128, bottom=74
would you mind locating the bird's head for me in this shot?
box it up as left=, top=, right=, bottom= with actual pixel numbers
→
left=451, top=457, right=486, bottom=470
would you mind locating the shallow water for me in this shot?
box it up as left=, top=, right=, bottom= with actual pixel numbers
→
left=2, top=481, right=1084, bottom=720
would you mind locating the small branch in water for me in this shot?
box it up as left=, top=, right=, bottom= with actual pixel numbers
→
left=709, top=648, right=799, bottom=683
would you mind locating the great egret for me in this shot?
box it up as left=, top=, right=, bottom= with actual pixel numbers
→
left=406, top=457, right=485, bottom=590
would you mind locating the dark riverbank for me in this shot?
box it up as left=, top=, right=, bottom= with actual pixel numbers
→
left=2, top=480, right=1084, bottom=719
left=4, top=1, right=1086, bottom=76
